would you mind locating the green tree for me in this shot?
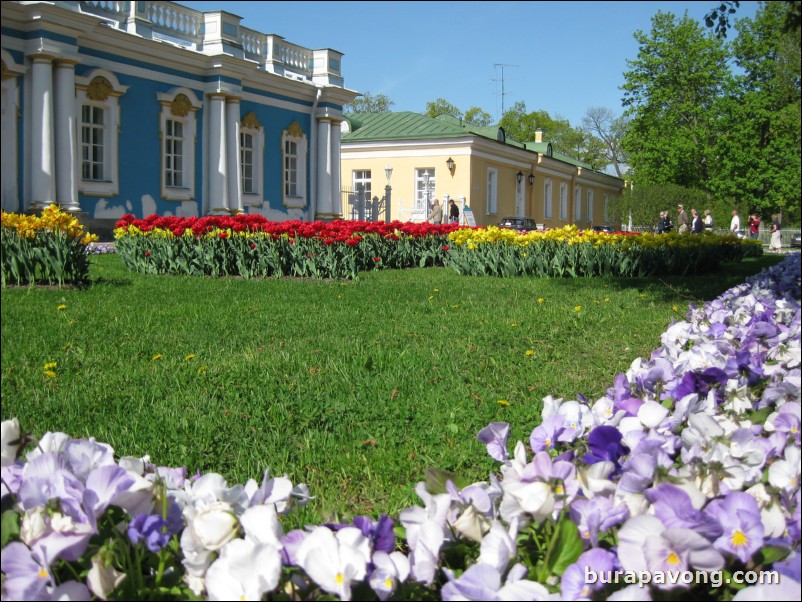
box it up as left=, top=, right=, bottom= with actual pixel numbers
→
left=463, top=106, right=493, bottom=127
left=621, top=12, right=730, bottom=189
left=710, top=2, right=801, bottom=222
left=581, top=107, right=631, bottom=178
left=344, top=92, right=394, bottom=114
left=425, top=98, right=462, bottom=119
left=499, top=102, right=608, bottom=171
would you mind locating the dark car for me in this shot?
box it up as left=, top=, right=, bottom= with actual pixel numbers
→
left=592, top=225, right=615, bottom=234
left=791, top=231, right=801, bottom=248
left=498, top=217, right=537, bottom=232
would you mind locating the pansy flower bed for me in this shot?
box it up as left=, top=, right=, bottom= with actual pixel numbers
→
left=2, top=253, right=799, bottom=601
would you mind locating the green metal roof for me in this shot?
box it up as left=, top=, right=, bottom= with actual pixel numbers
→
left=342, top=111, right=594, bottom=170
left=341, top=112, right=468, bottom=141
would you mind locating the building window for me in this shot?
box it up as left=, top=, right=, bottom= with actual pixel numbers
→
left=157, top=88, right=201, bottom=201
left=75, top=72, right=127, bottom=196
left=282, top=121, right=307, bottom=208
left=559, top=183, right=568, bottom=220
left=1, top=53, right=23, bottom=212
left=574, top=185, right=582, bottom=221
left=351, top=169, right=371, bottom=219
left=486, top=168, right=497, bottom=215
left=544, top=179, right=553, bottom=219
left=240, top=112, right=264, bottom=204
left=416, top=168, right=435, bottom=216
left=587, top=189, right=594, bottom=223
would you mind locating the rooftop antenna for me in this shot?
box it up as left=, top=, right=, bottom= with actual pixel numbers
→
left=493, top=63, right=518, bottom=119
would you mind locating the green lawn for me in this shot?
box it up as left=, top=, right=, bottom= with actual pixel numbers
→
left=0, top=253, right=784, bottom=524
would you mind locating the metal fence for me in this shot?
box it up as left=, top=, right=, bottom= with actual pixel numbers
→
left=341, top=184, right=390, bottom=222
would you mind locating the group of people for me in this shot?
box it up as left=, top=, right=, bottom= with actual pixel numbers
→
left=660, top=207, right=783, bottom=251
left=730, top=210, right=782, bottom=251
left=658, top=205, right=714, bottom=234
left=428, top=199, right=460, bottom=225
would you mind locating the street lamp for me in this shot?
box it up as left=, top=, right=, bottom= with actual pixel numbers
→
left=516, top=171, right=524, bottom=184
left=385, top=165, right=393, bottom=184
left=528, top=173, right=535, bottom=186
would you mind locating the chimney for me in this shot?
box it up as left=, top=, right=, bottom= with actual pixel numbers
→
left=535, top=128, right=543, bottom=143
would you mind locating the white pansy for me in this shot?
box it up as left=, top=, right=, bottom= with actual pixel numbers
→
left=296, top=527, right=368, bottom=601
left=87, top=554, right=126, bottom=600
left=205, top=538, right=282, bottom=601
left=369, top=551, right=409, bottom=601
left=1, top=418, right=21, bottom=466
left=189, top=501, right=240, bottom=551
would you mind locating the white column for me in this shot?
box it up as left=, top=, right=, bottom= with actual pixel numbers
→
left=315, top=118, right=332, bottom=219
left=54, top=60, right=79, bottom=212
left=207, top=93, right=228, bottom=213
left=29, top=55, right=56, bottom=211
left=225, top=97, right=242, bottom=214
left=330, top=121, right=342, bottom=217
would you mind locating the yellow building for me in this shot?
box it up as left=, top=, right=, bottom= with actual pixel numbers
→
left=340, top=112, right=624, bottom=228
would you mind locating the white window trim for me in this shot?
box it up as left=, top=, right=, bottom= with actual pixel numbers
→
left=240, top=113, right=264, bottom=206
left=559, top=182, right=568, bottom=220
left=574, top=185, right=582, bottom=221
left=603, top=194, right=609, bottom=224
left=157, top=87, right=201, bottom=202
left=487, top=167, right=498, bottom=215
left=282, top=122, right=307, bottom=209
left=587, top=189, right=594, bottom=223
left=544, top=178, right=553, bottom=219
left=75, top=70, right=127, bottom=197
left=515, top=177, right=524, bottom=218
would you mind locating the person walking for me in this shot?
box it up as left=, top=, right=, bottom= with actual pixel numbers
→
left=770, top=215, right=782, bottom=253
left=428, top=199, right=443, bottom=224
left=748, top=214, right=761, bottom=239
left=691, top=209, right=704, bottom=234
left=730, top=209, right=741, bottom=237
left=657, top=211, right=668, bottom=233
left=677, top=205, right=690, bottom=234
left=703, top=209, right=714, bottom=231
left=448, top=199, right=460, bottom=224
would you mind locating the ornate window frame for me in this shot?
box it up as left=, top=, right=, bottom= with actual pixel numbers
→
left=240, top=111, right=264, bottom=206
left=75, top=70, right=127, bottom=197
left=157, top=87, right=201, bottom=201
left=282, top=121, right=307, bottom=209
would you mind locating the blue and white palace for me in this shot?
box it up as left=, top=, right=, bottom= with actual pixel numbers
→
left=1, top=1, right=358, bottom=223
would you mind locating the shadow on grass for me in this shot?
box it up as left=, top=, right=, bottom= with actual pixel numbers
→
left=604, top=254, right=790, bottom=304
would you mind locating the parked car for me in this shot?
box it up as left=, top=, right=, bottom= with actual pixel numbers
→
left=497, top=217, right=537, bottom=232
left=592, top=225, right=615, bottom=234
left=791, top=231, right=801, bottom=248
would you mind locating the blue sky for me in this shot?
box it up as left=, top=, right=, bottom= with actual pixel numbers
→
left=179, top=1, right=760, bottom=127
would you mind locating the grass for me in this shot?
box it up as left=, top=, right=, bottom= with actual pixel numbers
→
left=0, top=253, right=785, bottom=524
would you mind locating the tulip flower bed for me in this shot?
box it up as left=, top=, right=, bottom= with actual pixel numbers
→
left=113, top=214, right=459, bottom=280
left=0, top=205, right=99, bottom=287
left=2, top=253, right=799, bottom=601
left=445, top=225, right=763, bottom=277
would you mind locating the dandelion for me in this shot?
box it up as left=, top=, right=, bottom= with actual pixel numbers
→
left=497, top=400, right=510, bottom=407
left=198, top=366, right=207, bottom=374
left=434, top=289, right=440, bottom=293
left=451, top=305, right=460, bottom=309
left=604, top=297, right=610, bottom=303
left=184, top=354, right=196, bottom=361
left=56, top=304, right=67, bottom=311
left=511, top=323, right=518, bottom=328
left=428, top=296, right=434, bottom=300
left=673, top=305, right=680, bottom=312
left=43, top=362, right=57, bottom=379
left=151, top=354, right=162, bottom=361
left=574, top=306, right=582, bottom=312
left=526, top=350, right=535, bottom=356
left=537, top=298, right=545, bottom=304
